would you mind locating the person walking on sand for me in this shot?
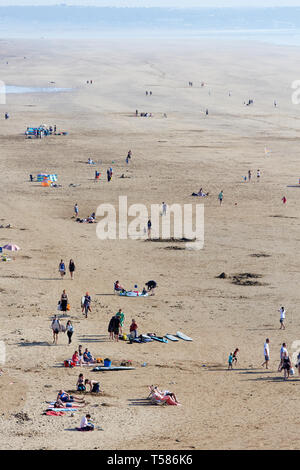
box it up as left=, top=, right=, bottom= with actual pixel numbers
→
left=257, top=169, right=260, bottom=181
left=60, top=289, right=68, bottom=314
left=113, top=314, right=120, bottom=342
left=218, top=190, right=223, bottom=205
left=108, top=315, right=115, bottom=341
left=74, top=203, right=79, bottom=217
left=278, top=342, right=288, bottom=371
left=279, top=306, right=286, bottom=330
left=59, top=259, right=66, bottom=279
left=147, top=218, right=152, bottom=237
left=66, top=320, right=74, bottom=345
left=228, top=352, right=233, bottom=369
left=69, top=259, right=75, bottom=280
left=262, top=338, right=270, bottom=369
left=51, top=315, right=61, bottom=345
left=281, top=349, right=292, bottom=380
left=296, top=352, right=300, bottom=377
left=126, top=150, right=132, bottom=164
left=82, top=292, right=91, bottom=318
left=282, top=196, right=287, bottom=205
left=248, top=170, right=251, bottom=182
left=232, top=348, right=239, bottom=366
left=116, top=308, right=125, bottom=335
left=162, top=202, right=167, bottom=216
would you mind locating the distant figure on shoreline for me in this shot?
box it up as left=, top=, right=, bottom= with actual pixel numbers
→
left=218, top=190, right=223, bottom=205
left=126, top=150, right=132, bottom=164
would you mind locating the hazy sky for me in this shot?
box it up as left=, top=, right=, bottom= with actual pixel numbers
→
left=1, top=0, right=300, bottom=7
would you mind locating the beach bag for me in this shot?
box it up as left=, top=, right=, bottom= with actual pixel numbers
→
left=96, top=358, right=103, bottom=363
left=67, top=304, right=70, bottom=311
left=290, top=367, right=295, bottom=376
left=104, top=358, right=111, bottom=367
left=57, top=301, right=61, bottom=311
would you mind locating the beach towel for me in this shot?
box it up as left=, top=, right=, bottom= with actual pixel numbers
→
left=46, top=407, right=78, bottom=412
left=45, top=410, right=66, bottom=416
left=119, top=291, right=148, bottom=297
left=48, top=402, right=82, bottom=407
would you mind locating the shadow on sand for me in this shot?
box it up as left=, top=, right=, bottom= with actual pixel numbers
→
left=128, top=398, right=157, bottom=406
left=18, top=341, right=51, bottom=347
left=77, top=334, right=110, bottom=343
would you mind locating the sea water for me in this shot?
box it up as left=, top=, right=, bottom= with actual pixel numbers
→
left=4, top=86, right=72, bottom=94
left=0, top=6, right=300, bottom=47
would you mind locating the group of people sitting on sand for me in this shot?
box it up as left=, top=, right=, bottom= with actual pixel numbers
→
left=76, top=212, right=96, bottom=224
left=76, top=373, right=101, bottom=393
left=192, top=187, right=209, bottom=197
left=114, top=279, right=157, bottom=295
left=71, top=345, right=96, bottom=366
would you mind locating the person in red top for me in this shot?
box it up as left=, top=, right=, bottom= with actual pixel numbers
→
left=130, top=319, right=138, bottom=339
left=72, top=351, right=83, bottom=366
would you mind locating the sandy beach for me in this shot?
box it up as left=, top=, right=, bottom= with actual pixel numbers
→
left=0, top=37, right=300, bottom=450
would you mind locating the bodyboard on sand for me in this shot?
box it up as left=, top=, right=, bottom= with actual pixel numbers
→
left=176, top=331, right=193, bottom=341
left=92, top=366, right=135, bottom=371
left=151, top=336, right=168, bottom=343
left=165, top=334, right=179, bottom=342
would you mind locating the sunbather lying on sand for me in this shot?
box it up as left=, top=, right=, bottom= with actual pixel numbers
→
left=192, top=188, right=209, bottom=197
left=148, top=385, right=179, bottom=403
left=54, top=399, right=86, bottom=408
left=56, top=390, right=85, bottom=403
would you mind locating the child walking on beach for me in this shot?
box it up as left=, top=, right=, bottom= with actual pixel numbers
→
left=228, top=352, right=233, bottom=369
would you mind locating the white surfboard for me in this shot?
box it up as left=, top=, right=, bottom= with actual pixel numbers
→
left=165, top=334, right=179, bottom=342
left=176, top=331, right=193, bottom=341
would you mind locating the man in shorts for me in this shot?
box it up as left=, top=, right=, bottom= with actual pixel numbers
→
left=279, top=306, right=286, bottom=330
left=262, top=338, right=270, bottom=369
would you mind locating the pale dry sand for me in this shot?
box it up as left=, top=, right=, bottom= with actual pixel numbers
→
left=0, top=38, right=300, bottom=450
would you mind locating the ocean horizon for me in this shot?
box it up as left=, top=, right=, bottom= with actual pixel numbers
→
left=0, top=6, right=300, bottom=46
